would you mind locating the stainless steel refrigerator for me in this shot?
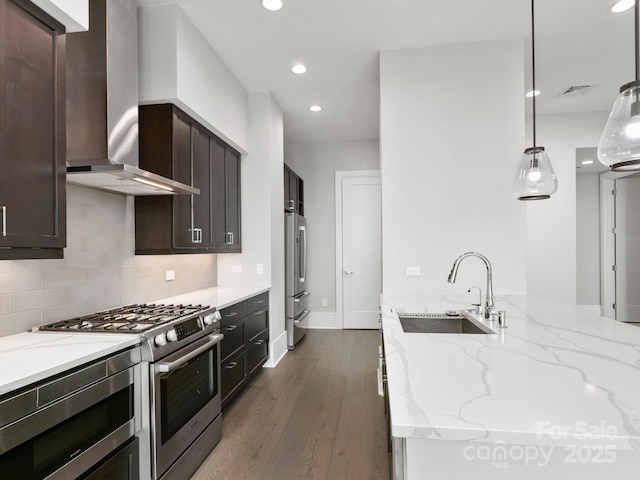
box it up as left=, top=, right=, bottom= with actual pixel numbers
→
left=285, top=212, right=309, bottom=349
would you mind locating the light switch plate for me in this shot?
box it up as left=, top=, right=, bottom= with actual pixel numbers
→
left=256, top=263, right=264, bottom=275
left=321, top=298, right=328, bottom=307
left=406, top=266, right=421, bottom=276
left=231, top=265, right=243, bottom=273
left=165, top=270, right=175, bottom=281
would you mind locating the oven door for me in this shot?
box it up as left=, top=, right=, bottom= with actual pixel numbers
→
left=151, top=333, right=223, bottom=479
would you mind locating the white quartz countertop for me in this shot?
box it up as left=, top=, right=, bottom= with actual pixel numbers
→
left=381, top=294, right=640, bottom=451
left=153, top=286, right=270, bottom=310
left=0, top=332, right=139, bottom=395
left=0, top=286, right=269, bottom=397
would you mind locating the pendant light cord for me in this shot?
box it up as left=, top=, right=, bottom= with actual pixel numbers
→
left=531, top=0, right=537, bottom=147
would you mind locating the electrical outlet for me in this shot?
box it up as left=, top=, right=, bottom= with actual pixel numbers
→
left=321, top=298, right=328, bottom=308
left=165, top=270, right=175, bottom=281
left=231, top=265, right=242, bottom=273
left=406, top=266, right=421, bottom=276
left=256, top=263, right=264, bottom=275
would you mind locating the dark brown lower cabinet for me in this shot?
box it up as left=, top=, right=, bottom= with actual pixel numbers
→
left=220, top=292, right=270, bottom=408
left=0, top=0, right=66, bottom=259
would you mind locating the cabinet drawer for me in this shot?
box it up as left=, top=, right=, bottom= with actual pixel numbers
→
left=219, top=301, right=247, bottom=328
left=221, top=318, right=246, bottom=362
left=246, top=308, right=268, bottom=341
left=247, top=330, right=269, bottom=376
left=221, top=352, right=246, bottom=407
left=246, top=292, right=269, bottom=314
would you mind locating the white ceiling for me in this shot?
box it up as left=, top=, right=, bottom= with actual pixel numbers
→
left=136, top=0, right=634, bottom=144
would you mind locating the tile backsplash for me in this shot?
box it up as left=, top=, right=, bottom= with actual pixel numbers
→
left=0, top=185, right=217, bottom=337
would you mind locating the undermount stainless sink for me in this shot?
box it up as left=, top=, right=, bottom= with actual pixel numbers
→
left=398, top=312, right=496, bottom=335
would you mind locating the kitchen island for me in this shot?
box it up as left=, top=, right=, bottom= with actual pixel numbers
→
left=380, top=294, right=640, bottom=479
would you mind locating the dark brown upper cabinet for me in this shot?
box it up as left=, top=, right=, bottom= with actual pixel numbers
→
left=284, top=165, right=303, bottom=215
left=0, top=0, right=66, bottom=259
left=212, top=141, right=241, bottom=252
left=135, top=104, right=241, bottom=254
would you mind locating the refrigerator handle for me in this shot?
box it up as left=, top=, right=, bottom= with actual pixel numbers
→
left=299, top=225, right=307, bottom=282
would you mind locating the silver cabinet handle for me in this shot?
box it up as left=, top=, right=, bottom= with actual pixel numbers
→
left=157, top=334, right=224, bottom=373
left=252, top=310, right=265, bottom=315
left=225, top=312, right=238, bottom=318
left=294, top=310, right=310, bottom=325
left=1, top=206, right=5, bottom=236
left=254, top=339, right=266, bottom=345
left=344, top=270, right=354, bottom=275
left=299, top=225, right=307, bottom=282
left=224, top=362, right=238, bottom=369
left=293, top=291, right=309, bottom=303
left=224, top=325, right=238, bottom=331
left=253, top=299, right=265, bottom=304
left=226, top=231, right=234, bottom=245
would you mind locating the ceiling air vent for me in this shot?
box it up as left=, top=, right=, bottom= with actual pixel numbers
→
left=560, top=84, right=597, bottom=97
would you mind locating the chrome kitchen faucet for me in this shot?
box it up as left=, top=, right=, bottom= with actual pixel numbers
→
left=448, top=252, right=496, bottom=319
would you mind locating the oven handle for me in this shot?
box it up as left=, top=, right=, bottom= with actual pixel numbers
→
left=157, top=333, right=224, bottom=373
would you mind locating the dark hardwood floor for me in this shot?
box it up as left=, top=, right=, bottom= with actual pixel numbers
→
left=192, top=329, right=389, bottom=480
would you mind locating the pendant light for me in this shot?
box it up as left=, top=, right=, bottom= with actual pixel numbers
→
left=598, top=0, right=640, bottom=171
left=514, top=0, right=558, bottom=201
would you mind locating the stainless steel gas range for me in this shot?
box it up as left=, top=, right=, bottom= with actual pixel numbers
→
left=39, top=303, right=223, bottom=480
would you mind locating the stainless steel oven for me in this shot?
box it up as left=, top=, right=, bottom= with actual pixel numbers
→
left=149, top=331, right=223, bottom=479
left=38, top=303, right=223, bottom=480
left=0, top=348, right=141, bottom=480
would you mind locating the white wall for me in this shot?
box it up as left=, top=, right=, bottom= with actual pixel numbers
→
left=576, top=173, right=601, bottom=306
left=284, top=140, right=380, bottom=327
left=379, top=40, right=527, bottom=297
left=0, top=186, right=217, bottom=337
left=527, top=112, right=607, bottom=305
left=31, top=0, right=88, bottom=31
left=217, top=93, right=287, bottom=366
left=138, top=4, right=250, bottom=153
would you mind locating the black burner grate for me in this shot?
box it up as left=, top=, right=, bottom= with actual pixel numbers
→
left=39, top=304, right=209, bottom=333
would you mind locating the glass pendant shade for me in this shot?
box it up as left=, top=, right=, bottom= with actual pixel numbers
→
left=598, top=80, right=640, bottom=171
left=514, top=147, right=558, bottom=200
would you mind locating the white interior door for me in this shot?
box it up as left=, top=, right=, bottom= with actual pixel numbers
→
left=341, top=176, right=381, bottom=329
left=615, top=176, right=640, bottom=322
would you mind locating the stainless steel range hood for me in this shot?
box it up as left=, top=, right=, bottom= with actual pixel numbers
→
left=65, top=0, right=198, bottom=196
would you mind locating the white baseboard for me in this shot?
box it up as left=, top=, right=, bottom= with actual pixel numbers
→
left=305, top=311, right=341, bottom=329
left=263, top=330, right=287, bottom=368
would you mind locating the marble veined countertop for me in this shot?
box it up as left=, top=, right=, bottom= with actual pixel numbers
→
left=154, top=285, right=270, bottom=310
left=0, top=332, right=139, bottom=395
left=0, top=286, right=269, bottom=397
left=381, top=294, right=640, bottom=451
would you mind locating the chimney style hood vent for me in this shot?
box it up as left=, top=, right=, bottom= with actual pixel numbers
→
left=65, top=0, right=198, bottom=196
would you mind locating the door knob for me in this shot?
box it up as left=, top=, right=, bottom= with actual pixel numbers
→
left=344, top=270, right=354, bottom=275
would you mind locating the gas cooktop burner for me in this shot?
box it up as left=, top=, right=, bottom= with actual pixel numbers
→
left=39, top=304, right=211, bottom=333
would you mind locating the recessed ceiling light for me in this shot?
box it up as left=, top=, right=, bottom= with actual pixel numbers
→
left=610, top=0, right=633, bottom=13
left=309, top=105, right=322, bottom=112
left=581, top=160, right=594, bottom=165
left=291, top=64, right=307, bottom=74
left=262, top=0, right=283, bottom=12
left=525, top=90, right=541, bottom=98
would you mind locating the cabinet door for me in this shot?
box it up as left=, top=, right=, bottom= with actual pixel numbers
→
left=284, top=167, right=291, bottom=211
left=289, top=169, right=299, bottom=212
left=0, top=0, right=66, bottom=256
left=192, top=125, right=212, bottom=247
left=211, top=139, right=227, bottom=250
left=171, top=112, right=193, bottom=249
left=225, top=148, right=241, bottom=251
